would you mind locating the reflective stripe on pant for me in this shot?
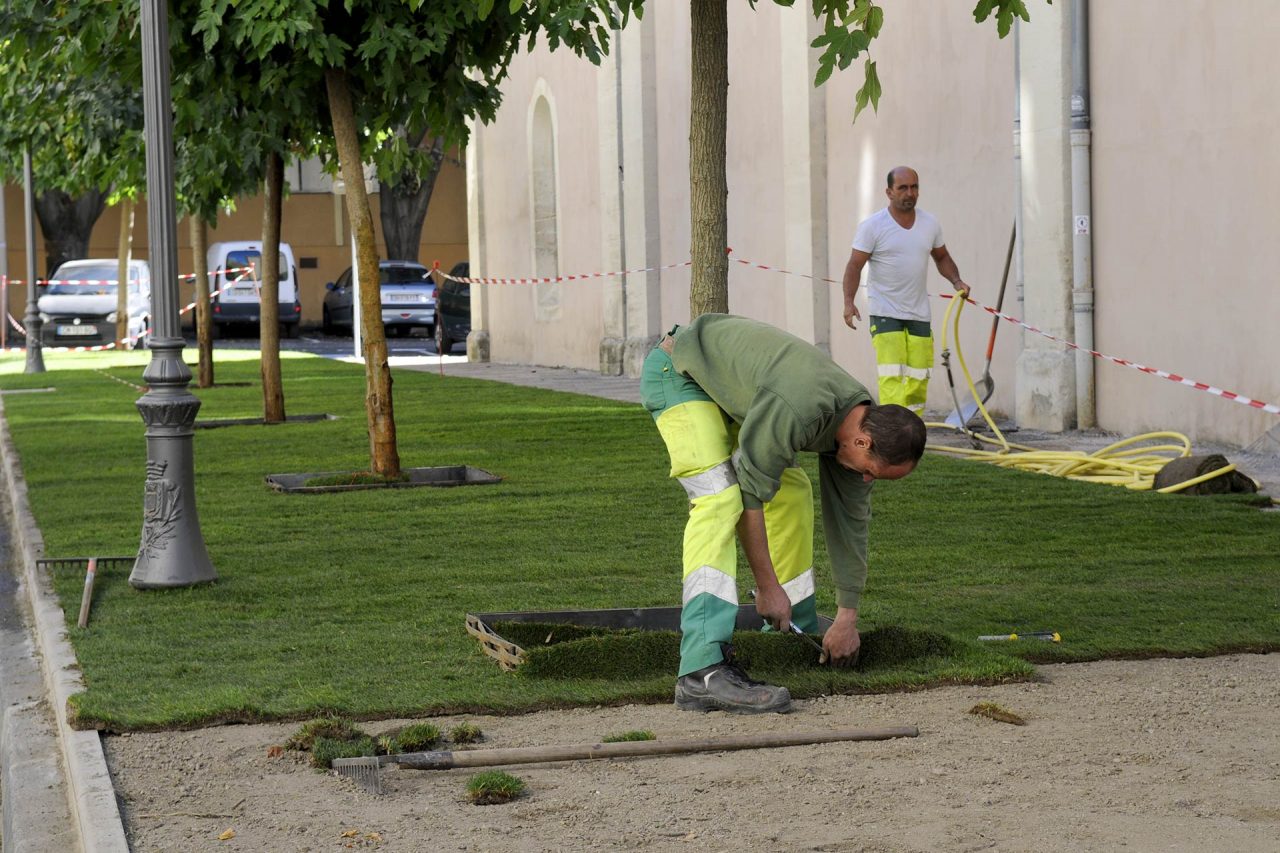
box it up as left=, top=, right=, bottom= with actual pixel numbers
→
left=641, top=342, right=817, bottom=674
left=764, top=468, right=818, bottom=633
left=870, top=315, right=933, bottom=415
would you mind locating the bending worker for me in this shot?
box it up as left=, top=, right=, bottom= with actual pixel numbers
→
left=842, top=165, right=971, bottom=415
left=641, top=314, right=926, bottom=714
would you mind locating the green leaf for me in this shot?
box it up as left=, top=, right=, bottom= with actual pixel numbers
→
left=865, top=5, right=883, bottom=38
left=814, top=60, right=835, bottom=87
left=852, top=58, right=880, bottom=122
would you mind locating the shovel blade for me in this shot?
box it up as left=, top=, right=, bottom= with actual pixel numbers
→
left=945, top=376, right=993, bottom=428
left=945, top=397, right=981, bottom=428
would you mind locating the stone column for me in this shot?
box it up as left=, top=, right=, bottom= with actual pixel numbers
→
left=619, top=13, right=663, bottom=377
left=779, top=7, right=830, bottom=352
left=597, top=32, right=626, bottom=375
left=464, top=115, right=490, bottom=363
left=1015, top=0, right=1077, bottom=430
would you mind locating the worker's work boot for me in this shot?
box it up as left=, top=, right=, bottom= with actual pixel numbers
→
left=673, top=662, right=792, bottom=714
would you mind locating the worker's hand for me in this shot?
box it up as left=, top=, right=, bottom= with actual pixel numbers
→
left=821, top=608, right=862, bottom=668
left=952, top=279, right=972, bottom=300
left=753, top=584, right=792, bottom=633
left=843, top=303, right=861, bottom=329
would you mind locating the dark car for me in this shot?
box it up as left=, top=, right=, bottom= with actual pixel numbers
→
left=322, top=260, right=435, bottom=337
left=434, top=262, right=471, bottom=354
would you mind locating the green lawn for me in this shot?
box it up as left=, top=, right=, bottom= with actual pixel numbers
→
left=1, top=349, right=1276, bottom=731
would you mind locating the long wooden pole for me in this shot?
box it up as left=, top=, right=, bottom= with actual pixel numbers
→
left=391, top=726, right=919, bottom=771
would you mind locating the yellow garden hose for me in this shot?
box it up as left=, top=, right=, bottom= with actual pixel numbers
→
left=926, top=295, right=1243, bottom=494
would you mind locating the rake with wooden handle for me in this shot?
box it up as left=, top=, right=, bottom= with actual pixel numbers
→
left=333, top=725, right=919, bottom=795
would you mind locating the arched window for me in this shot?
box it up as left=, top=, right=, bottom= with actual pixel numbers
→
left=529, top=91, right=561, bottom=321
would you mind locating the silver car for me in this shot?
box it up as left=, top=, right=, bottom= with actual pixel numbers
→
left=322, top=260, right=436, bottom=337
left=37, top=259, right=151, bottom=349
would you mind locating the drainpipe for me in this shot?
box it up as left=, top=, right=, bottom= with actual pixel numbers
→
left=1070, top=0, right=1095, bottom=428
left=1013, top=21, right=1024, bottom=345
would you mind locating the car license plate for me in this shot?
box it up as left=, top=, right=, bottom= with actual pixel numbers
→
left=57, top=325, right=97, bottom=336
left=387, top=294, right=417, bottom=303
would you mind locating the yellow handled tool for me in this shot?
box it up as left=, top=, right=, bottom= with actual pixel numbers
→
left=977, top=631, right=1061, bottom=643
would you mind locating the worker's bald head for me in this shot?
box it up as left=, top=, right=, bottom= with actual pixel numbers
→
left=886, top=166, right=919, bottom=190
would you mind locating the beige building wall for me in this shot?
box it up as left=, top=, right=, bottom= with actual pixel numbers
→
left=472, top=48, right=610, bottom=368
left=1, top=157, right=467, bottom=330
left=472, top=0, right=1278, bottom=448
left=1089, top=0, right=1280, bottom=447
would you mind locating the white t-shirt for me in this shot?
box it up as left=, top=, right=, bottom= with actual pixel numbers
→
left=851, top=207, right=944, bottom=322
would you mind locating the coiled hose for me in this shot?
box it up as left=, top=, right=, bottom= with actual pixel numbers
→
left=925, top=295, right=1243, bottom=494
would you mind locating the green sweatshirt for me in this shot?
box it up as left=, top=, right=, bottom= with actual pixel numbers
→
left=671, top=313, right=875, bottom=609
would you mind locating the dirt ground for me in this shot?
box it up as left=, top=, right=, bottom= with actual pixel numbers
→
left=104, top=652, right=1279, bottom=853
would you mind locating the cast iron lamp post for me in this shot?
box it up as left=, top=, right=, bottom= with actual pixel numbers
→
left=21, top=148, right=44, bottom=374
left=129, top=0, right=216, bottom=587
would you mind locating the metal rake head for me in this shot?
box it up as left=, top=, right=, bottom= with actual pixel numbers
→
left=332, top=756, right=384, bottom=795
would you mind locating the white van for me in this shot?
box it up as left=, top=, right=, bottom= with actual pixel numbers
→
left=207, top=241, right=301, bottom=338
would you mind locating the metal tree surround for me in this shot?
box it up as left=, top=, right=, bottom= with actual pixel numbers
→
left=21, top=148, right=45, bottom=374
left=130, top=0, right=216, bottom=587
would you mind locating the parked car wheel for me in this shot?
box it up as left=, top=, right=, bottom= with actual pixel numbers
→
left=322, top=306, right=334, bottom=335
left=282, top=321, right=300, bottom=339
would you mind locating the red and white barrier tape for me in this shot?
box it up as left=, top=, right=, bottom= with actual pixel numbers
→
left=3, top=270, right=252, bottom=352
left=10, top=250, right=1274, bottom=417
left=728, top=254, right=840, bottom=286
left=431, top=257, right=692, bottom=285
left=94, top=368, right=147, bottom=393
left=941, top=294, right=1280, bottom=417
left=4, top=264, right=257, bottom=288
left=432, top=251, right=1276, bottom=418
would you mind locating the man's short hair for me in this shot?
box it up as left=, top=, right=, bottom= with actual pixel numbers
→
left=862, top=404, right=927, bottom=465
left=886, top=166, right=915, bottom=189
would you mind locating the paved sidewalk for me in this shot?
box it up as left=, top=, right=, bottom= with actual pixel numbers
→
left=412, top=358, right=644, bottom=403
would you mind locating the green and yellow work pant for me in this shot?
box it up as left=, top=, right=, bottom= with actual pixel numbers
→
left=869, top=316, right=933, bottom=415
left=640, top=336, right=819, bottom=677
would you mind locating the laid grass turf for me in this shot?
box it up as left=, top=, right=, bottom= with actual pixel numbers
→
left=1, top=349, right=1277, bottom=731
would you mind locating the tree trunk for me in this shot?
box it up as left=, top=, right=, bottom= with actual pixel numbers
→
left=326, top=67, right=400, bottom=478
left=33, top=189, right=108, bottom=277
left=190, top=215, right=214, bottom=388
left=115, top=198, right=133, bottom=346
left=379, top=132, right=445, bottom=262
left=260, top=151, right=286, bottom=423
left=689, top=0, right=729, bottom=318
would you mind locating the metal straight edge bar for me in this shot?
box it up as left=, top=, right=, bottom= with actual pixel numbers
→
left=937, top=293, right=1280, bottom=417
left=0, top=395, right=130, bottom=852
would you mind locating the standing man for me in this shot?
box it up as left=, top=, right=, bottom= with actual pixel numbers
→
left=842, top=166, right=971, bottom=415
left=641, top=314, right=926, bottom=714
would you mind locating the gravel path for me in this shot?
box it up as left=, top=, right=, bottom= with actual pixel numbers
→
left=105, top=652, right=1279, bottom=852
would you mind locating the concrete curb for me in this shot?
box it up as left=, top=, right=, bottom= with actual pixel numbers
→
left=0, top=394, right=129, bottom=853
